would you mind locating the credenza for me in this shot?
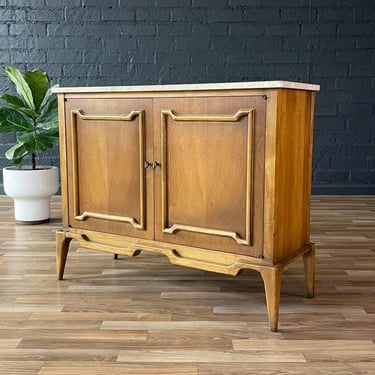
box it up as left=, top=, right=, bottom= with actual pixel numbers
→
left=53, top=81, right=320, bottom=331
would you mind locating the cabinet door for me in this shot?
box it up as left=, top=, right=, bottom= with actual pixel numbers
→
left=153, top=95, right=266, bottom=257
left=64, top=97, right=154, bottom=239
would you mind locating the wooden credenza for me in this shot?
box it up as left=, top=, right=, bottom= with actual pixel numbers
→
left=53, top=81, right=320, bottom=331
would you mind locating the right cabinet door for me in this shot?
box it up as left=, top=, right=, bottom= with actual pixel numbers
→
left=153, top=95, right=266, bottom=257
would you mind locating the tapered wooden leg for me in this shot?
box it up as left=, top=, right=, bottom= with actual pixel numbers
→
left=56, top=230, right=72, bottom=280
left=260, top=265, right=283, bottom=332
left=114, top=254, right=119, bottom=260
left=303, top=244, right=316, bottom=298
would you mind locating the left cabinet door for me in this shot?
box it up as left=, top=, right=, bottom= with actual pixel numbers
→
left=63, top=97, right=154, bottom=239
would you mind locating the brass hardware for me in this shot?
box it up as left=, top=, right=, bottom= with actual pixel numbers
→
left=145, top=161, right=160, bottom=169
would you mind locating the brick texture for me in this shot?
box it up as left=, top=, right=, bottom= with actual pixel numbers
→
left=0, top=0, right=374, bottom=194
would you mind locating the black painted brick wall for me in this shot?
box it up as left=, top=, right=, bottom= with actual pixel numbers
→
left=0, top=0, right=374, bottom=194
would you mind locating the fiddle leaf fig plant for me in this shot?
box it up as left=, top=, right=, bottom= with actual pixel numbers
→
left=0, top=66, right=58, bottom=169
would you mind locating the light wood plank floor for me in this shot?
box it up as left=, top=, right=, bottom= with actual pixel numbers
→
left=0, top=195, right=374, bottom=375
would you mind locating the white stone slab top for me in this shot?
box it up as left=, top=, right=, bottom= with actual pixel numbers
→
left=52, top=80, right=320, bottom=94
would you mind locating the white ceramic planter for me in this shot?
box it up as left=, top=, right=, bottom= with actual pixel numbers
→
left=3, top=166, right=59, bottom=224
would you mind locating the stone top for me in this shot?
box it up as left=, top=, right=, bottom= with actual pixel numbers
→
left=52, top=80, right=320, bottom=94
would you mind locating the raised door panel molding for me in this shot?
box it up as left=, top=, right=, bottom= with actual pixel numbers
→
left=160, top=108, right=255, bottom=247
left=70, top=108, right=146, bottom=230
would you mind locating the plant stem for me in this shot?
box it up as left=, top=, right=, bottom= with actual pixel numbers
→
left=32, top=118, right=36, bottom=170
left=32, top=153, right=36, bottom=170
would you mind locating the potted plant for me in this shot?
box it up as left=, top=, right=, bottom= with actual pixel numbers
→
left=0, top=66, right=59, bottom=224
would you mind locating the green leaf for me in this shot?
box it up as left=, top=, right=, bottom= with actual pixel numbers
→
left=15, top=107, right=38, bottom=118
left=5, top=143, right=27, bottom=164
left=38, top=118, right=58, bottom=131
left=1, top=94, right=25, bottom=108
left=40, top=85, right=57, bottom=109
left=24, top=69, right=49, bottom=111
left=38, top=110, right=58, bottom=130
left=1, top=94, right=38, bottom=118
left=0, top=108, right=33, bottom=132
left=3, top=66, right=35, bottom=110
left=38, top=94, right=57, bottom=123
left=19, top=132, right=57, bottom=153
left=43, top=127, right=59, bottom=139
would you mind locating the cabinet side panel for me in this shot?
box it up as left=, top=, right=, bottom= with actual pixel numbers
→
left=274, top=89, right=315, bottom=263
left=262, top=91, right=278, bottom=263
left=57, top=94, right=69, bottom=228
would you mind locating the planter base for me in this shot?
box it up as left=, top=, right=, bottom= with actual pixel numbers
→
left=12, top=197, right=52, bottom=223
left=16, top=218, right=50, bottom=225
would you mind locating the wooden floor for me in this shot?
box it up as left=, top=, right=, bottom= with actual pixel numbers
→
left=0, top=195, right=374, bottom=375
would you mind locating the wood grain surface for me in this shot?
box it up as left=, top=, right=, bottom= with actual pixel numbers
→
left=0, top=195, right=374, bottom=374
